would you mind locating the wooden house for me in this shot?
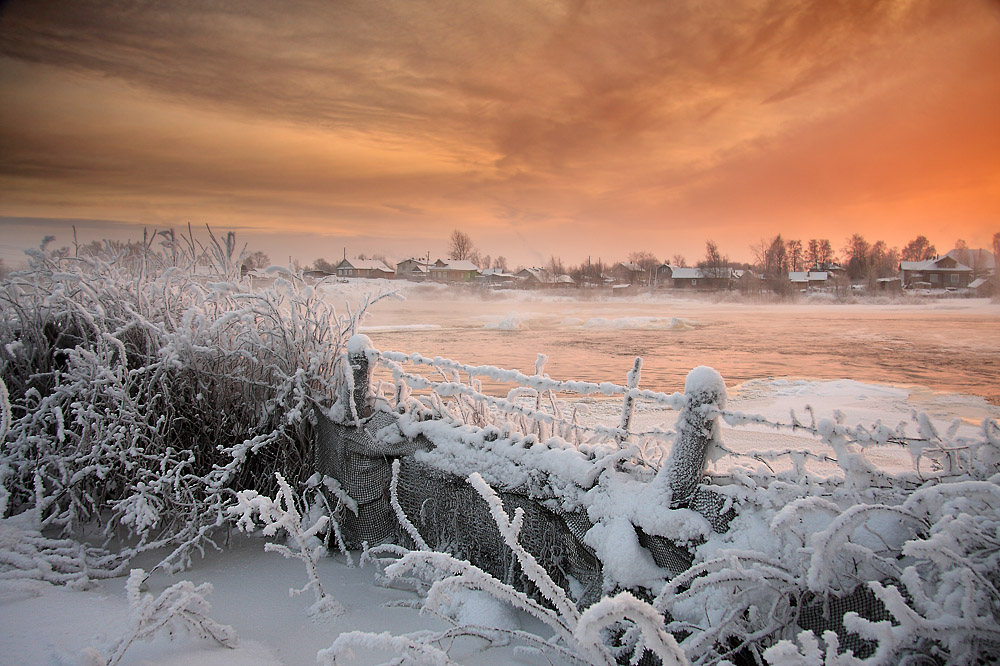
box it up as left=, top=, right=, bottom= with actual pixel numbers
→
left=335, top=258, right=395, bottom=279
left=429, top=259, right=479, bottom=282
left=900, top=256, right=973, bottom=289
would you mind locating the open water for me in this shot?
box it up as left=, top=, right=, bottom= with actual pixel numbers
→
left=333, top=286, right=1000, bottom=405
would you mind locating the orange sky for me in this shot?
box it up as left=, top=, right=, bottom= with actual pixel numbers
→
left=1, top=0, right=998, bottom=269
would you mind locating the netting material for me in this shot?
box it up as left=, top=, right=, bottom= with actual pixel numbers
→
left=314, top=406, right=904, bottom=660
left=315, top=409, right=732, bottom=601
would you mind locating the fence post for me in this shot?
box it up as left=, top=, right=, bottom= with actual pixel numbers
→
left=616, top=356, right=642, bottom=446
left=346, top=334, right=374, bottom=422
left=656, top=365, right=726, bottom=507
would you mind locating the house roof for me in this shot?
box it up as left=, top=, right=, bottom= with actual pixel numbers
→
left=969, top=277, right=994, bottom=289
left=946, top=248, right=994, bottom=271
left=516, top=267, right=550, bottom=281
left=396, top=258, right=430, bottom=267
left=338, top=258, right=393, bottom=272
left=616, top=262, right=645, bottom=272
left=671, top=267, right=705, bottom=279
left=480, top=268, right=516, bottom=278
left=438, top=260, right=479, bottom=271
left=900, top=257, right=973, bottom=272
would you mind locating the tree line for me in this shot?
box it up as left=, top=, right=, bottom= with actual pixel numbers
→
left=305, top=227, right=999, bottom=289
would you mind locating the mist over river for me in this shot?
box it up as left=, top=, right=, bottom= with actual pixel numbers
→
left=324, top=282, right=1000, bottom=407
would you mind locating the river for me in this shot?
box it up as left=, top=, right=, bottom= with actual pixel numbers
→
left=323, top=282, right=1000, bottom=406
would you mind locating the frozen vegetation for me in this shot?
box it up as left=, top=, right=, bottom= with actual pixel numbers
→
left=1, top=237, right=998, bottom=665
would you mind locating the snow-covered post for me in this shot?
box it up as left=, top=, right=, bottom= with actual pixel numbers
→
left=656, top=366, right=726, bottom=507
left=616, top=357, right=642, bottom=446
left=346, top=334, right=375, bottom=422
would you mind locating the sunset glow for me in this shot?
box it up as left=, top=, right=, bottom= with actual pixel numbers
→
left=1, top=0, right=998, bottom=267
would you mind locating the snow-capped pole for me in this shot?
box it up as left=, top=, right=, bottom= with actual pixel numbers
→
left=346, top=334, right=375, bottom=421
left=657, top=365, right=727, bottom=507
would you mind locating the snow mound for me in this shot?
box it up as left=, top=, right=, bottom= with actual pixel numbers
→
left=484, top=313, right=529, bottom=330
left=568, top=316, right=698, bottom=330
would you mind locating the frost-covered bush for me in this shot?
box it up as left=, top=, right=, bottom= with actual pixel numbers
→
left=0, top=230, right=383, bottom=572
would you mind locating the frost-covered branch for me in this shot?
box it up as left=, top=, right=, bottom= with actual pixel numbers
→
left=230, top=472, right=344, bottom=617
left=101, top=568, right=237, bottom=666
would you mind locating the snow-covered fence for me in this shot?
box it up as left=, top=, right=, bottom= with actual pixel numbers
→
left=315, top=336, right=1000, bottom=665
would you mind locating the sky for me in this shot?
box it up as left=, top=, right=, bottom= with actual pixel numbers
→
left=1, top=0, right=999, bottom=270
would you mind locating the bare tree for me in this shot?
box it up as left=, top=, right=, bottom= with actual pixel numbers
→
left=786, top=239, right=803, bottom=272
left=494, top=255, right=508, bottom=272
left=448, top=230, right=475, bottom=261
left=807, top=239, right=836, bottom=268
left=312, top=258, right=337, bottom=273
left=994, top=232, right=1000, bottom=276
left=243, top=250, right=271, bottom=270
left=627, top=251, right=659, bottom=286
left=902, top=235, right=936, bottom=262
left=671, top=254, right=687, bottom=267
left=843, top=234, right=871, bottom=281
left=868, top=241, right=900, bottom=280
left=698, top=240, right=729, bottom=280
left=752, top=235, right=789, bottom=293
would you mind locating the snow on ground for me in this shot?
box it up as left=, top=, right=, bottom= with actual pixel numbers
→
left=0, top=529, right=551, bottom=666
left=3, top=377, right=994, bottom=665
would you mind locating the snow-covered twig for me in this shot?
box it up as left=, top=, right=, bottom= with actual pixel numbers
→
left=101, top=568, right=237, bottom=666
left=230, top=472, right=344, bottom=617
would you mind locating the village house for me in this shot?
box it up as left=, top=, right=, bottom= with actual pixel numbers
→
left=653, top=263, right=674, bottom=287
left=670, top=267, right=708, bottom=289
left=429, top=259, right=479, bottom=282
left=611, top=262, right=647, bottom=286
left=395, top=258, right=431, bottom=281
left=670, top=267, right=735, bottom=290
left=788, top=271, right=830, bottom=290
left=335, top=258, right=394, bottom=279
left=478, top=268, right=518, bottom=287
left=900, top=255, right=973, bottom=289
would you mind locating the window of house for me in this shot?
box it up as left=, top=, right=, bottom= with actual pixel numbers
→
left=950, top=274, right=959, bottom=284
left=930, top=274, right=940, bottom=283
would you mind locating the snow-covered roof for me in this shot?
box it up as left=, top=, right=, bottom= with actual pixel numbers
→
left=900, top=257, right=972, bottom=272
left=438, top=260, right=479, bottom=271
left=554, top=274, right=575, bottom=284
left=516, top=267, right=550, bottom=281
left=616, top=262, right=645, bottom=272
left=671, top=267, right=704, bottom=279
left=969, top=277, right=993, bottom=289
left=808, top=271, right=828, bottom=281
left=340, top=258, right=393, bottom=272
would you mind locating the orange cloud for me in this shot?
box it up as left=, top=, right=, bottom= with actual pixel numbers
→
left=1, top=0, right=997, bottom=267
